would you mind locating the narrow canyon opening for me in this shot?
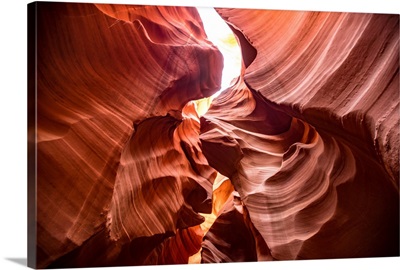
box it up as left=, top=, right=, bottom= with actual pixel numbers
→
left=197, top=7, right=242, bottom=94
left=187, top=7, right=244, bottom=263
left=191, top=7, right=242, bottom=117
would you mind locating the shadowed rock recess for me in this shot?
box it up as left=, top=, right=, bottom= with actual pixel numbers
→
left=30, top=2, right=399, bottom=268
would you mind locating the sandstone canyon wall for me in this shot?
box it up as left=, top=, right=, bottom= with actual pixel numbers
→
left=29, top=2, right=399, bottom=268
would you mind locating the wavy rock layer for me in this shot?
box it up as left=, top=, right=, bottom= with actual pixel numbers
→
left=216, top=9, right=399, bottom=185
left=35, top=2, right=222, bottom=267
left=33, top=3, right=399, bottom=268
left=200, top=80, right=399, bottom=260
left=199, top=9, right=399, bottom=261
left=107, top=102, right=216, bottom=243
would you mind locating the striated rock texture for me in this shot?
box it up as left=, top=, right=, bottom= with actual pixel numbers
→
left=34, top=2, right=221, bottom=268
left=216, top=9, right=399, bottom=185
left=200, top=9, right=399, bottom=261
left=31, top=2, right=399, bottom=268
left=200, top=79, right=398, bottom=260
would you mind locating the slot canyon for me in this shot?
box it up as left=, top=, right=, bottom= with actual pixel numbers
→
left=29, top=2, right=399, bottom=268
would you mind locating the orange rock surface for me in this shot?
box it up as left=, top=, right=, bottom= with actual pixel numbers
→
left=30, top=2, right=399, bottom=268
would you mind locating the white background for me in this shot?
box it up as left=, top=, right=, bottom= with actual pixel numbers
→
left=0, top=0, right=399, bottom=269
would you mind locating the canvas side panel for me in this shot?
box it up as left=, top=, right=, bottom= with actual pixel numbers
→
left=27, top=2, right=37, bottom=269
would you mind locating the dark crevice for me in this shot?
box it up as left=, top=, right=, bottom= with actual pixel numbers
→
left=227, top=23, right=257, bottom=68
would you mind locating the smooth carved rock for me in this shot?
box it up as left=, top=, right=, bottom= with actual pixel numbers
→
left=49, top=105, right=216, bottom=268
left=33, top=3, right=399, bottom=267
left=216, top=9, right=399, bottom=185
left=201, top=200, right=258, bottom=263
left=200, top=9, right=399, bottom=261
left=201, top=81, right=399, bottom=260
left=35, top=2, right=222, bottom=267
left=107, top=102, right=216, bottom=243
left=143, top=226, right=204, bottom=264
left=201, top=190, right=273, bottom=263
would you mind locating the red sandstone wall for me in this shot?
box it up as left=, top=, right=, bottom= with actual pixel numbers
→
left=32, top=3, right=399, bottom=267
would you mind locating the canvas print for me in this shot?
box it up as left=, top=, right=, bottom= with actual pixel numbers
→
left=28, top=1, right=399, bottom=268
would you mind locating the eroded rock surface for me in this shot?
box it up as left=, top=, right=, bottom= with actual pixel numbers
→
left=216, top=9, right=399, bottom=185
left=32, top=3, right=399, bottom=268
left=35, top=3, right=221, bottom=267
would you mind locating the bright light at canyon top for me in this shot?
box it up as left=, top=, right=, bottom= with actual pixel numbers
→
left=197, top=7, right=242, bottom=96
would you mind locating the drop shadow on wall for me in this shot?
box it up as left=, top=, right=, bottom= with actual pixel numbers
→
left=5, top=258, right=27, bottom=267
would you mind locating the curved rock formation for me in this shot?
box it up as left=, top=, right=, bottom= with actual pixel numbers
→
left=31, top=2, right=399, bottom=268
left=107, top=102, right=216, bottom=243
left=216, top=9, right=399, bottom=185
left=200, top=8, right=399, bottom=261
left=200, top=78, right=398, bottom=261
left=35, top=2, right=222, bottom=267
